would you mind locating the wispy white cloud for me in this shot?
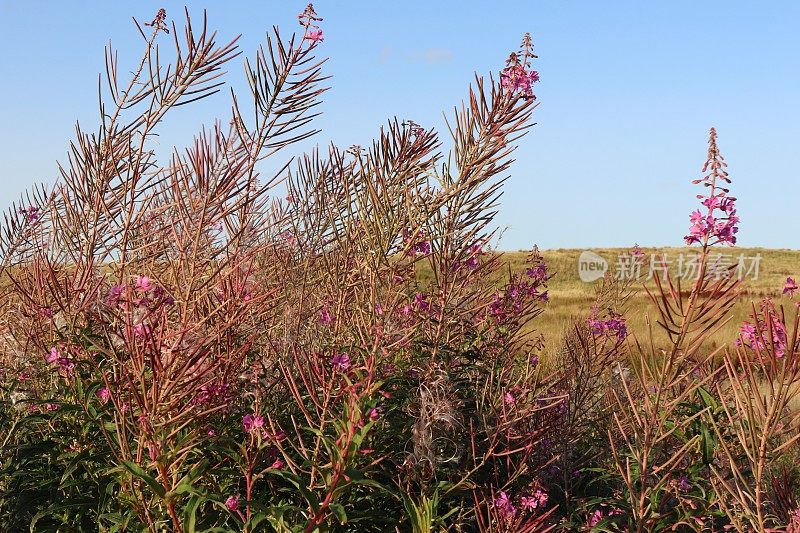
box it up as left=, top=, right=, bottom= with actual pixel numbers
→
left=414, top=48, right=453, bottom=64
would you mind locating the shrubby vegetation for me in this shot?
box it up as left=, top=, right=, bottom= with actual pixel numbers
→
left=1, top=6, right=798, bottom=532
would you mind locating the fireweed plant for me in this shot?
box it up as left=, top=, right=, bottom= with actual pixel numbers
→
left=0, top=6, right=799, bottom=533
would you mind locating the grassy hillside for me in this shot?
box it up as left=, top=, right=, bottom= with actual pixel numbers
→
left=499, top=247, right=798, bottom=356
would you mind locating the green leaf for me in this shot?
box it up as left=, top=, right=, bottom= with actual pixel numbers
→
left=121, top=460, right=166, bottom=498
left=329, top=502, right=347, bottom=524
left=184, top=495, right=202, bottom=533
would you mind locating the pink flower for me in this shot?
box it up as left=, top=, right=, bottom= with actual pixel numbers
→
left=414, top=292, right=431, bottom=313
left=520, top=489, right=548, bottom=510
left=58, top=358, right=75, bottom=375
left=494, top=491, right=517, bottom=519
left=269, top=458, right=284, bottom=469
left=589, top=509, right=604, bottom=527
left=134, top=323, right=151, bottom=339
left=331, top=352, right=350, bottom=372
left=225, top=494, right=239, bottom=511
left=96, top=387, right=111, bottom=404
left=107, top=284, right=124, bottom=305
left=587, top=312, right=628, bottom=340
left=19, top=206, right=41, bottom=223
left=193, top=383, right=232, bottom=407
left=46, top=347, right=60, bottom=363
left=526, top=263, right=548, bottom=281
left=135, top=275, right=153, bottom=292
left=501, top=63, right=539, bottom=99
left=243, top=413, right=265, bottom=434
left=503, top=391, right=515, bottom=405
left=306, top=29, right=324, bottom=42
left=784, top=277, right=798, bottom=297
left=631, top=244, right=644, bottom=259
left=737, top=299, right=789, bottom=358
left=403, top=228, right=431, bottom=256
left=368, top=407, right=382, bottom=421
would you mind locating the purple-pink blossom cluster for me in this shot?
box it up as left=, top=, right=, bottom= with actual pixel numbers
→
left=331, top=352, right=351, bottom=372
left=19, top=205, right=41, bottom=223
left=457, top=243, right=485, bottom=271
left=319, top=304, right=334, bottom=326
left=500, top=33, right=539, bottom=100
left=225, top=494, right=240, bottom=511
left=193, top=383, right=232, bottom=407
left=685, top=198, right=739, bottom=246
left=493, top=486, right=549, bottom=521
left=243, top=413, right=265, bottom=434
left=106, top=275, right=174, bottom=308
left=96, top=386, right=111, bottom=404
left=403, top=228, right=431, bottom=256
left=737, top=299, right=790, bottom=358
left=588, top=506, right=625, bottom=527
left=45, top=346, right=76, bottom=376
left=684, top=128, right=739, bottom=246
left=488, top=258, right=549, bottom=321
left=588, top=311, right=628, bottom=341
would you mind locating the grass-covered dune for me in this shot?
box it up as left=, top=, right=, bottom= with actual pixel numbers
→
left=423, top=247, right=799, bottom=356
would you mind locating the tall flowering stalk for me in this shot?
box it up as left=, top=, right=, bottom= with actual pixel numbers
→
left=684, top=128, right=739, bottom=247
left=606, top=129, right=742, bottom=531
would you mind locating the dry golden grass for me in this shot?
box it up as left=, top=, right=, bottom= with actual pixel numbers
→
left=424, top=247, right=799, bottom=357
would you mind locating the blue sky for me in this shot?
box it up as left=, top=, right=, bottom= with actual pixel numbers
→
left=1, top=1, right=798, bottom=250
